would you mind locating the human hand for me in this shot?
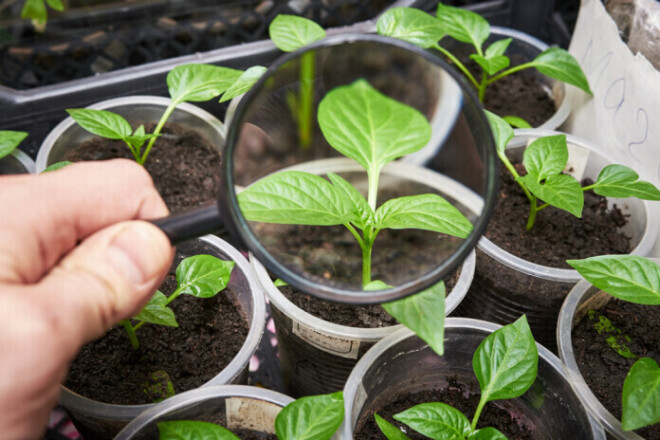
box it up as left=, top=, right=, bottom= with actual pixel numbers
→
left=0, top=159, right=174, bottom=439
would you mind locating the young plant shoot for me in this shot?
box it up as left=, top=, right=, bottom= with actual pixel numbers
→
left=119, top=254, right=234, bottom=350
left=568, top=255, right=660, bottom=431
left=0, top=130, right=28, bottom=161
left=237, top=79, right=473, bottom=289
left=376, top=315, right=538, bottom=440
left=377, top=6, right=591, bottom=104
left=269, top=14, right=326, bottom=148
left=156, top=391, right=344, bottom=440
left=486, top=111, right=660, bottom=231
left=21, top=0, right=63, bottom=32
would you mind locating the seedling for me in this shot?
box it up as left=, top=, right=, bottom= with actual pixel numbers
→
left=376, top=315, right=538, bottom=440
left=486, top=111, right=660, bottom=231
left=568, top=255, right=660, bottom=431
left=237, top=79, right=473, bottom=288
left=377, top=6, right=591, bottom=104
left=21, top=0, right=63, bottom=32
left=156, top=391, right=344, bottom=440
left=269, top=14, right=326, bottom=148
left=0, top=130, right=28, bottom=161
left=119, top=254, right=234, bottom=350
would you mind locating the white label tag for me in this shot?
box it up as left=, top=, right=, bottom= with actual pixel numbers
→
left=292, top=321, right=360, bottom=359
left=226, top=397, right=281, bottom=434
left=565, top=142, right=591, bottom=181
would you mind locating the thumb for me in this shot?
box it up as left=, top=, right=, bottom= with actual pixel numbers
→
left=32, top=220, right=174, bottom=353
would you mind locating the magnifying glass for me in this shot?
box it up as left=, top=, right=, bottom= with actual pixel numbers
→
left=155, top=34, right=497, bottom=304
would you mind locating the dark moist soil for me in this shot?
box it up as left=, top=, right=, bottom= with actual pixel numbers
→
left=65, top=261, right=249, bottom=405
left=354, top=377, right=534, bottom=439
left=62, top=121, right=221, bottom=215
left=572, top=297, right=660, bottom=439
left=231, top=429, right=277, bottom=440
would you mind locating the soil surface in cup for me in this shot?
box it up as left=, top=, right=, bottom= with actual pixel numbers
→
left=354, top=377, right=534, bottom=439
left=232, top=428, right=277, bottom=439
left=65, top=260, right=249, bottom=405
left=62, top=122, right=221, bottom=215
left=572, top=296, right=660, bottom=439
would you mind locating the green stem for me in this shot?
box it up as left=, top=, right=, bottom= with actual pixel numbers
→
left=433, top=44, right=479, bottom=90
left=582, top=184, right=596, bottom=192
left=140, top=101, right=177, bottom=165
left=478, top=71, right=488, bottom=103
left=123, top=140, right=140, bottom=162
left=298, top=51, right=315, bottom=149
left=344, top=222, right=365, bottom=248
left=499, top=154, right=534, bottom=203
left=526, top=196, right=538, bottom=231
left=361, top=240, right=373, bottom=288
left=487, top=61, right=537, bottom=85
left=471, top=395, right=488, bottom=431
left=121, top=319, right=139, bottom=349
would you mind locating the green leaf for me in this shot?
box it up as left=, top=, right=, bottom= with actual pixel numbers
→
left=470, top=54, right=510, bottom=76
left=528, top=48, right=592, bottom=95
left=176, top=255, right=235, bottom=298
left=317, top=79, right=431, bottom=174
left=374, top=194, right=473, bottom=239
left=383, top=281, right=445, bottom=356
left=485, top=38, right=512, bottom=58
left=275, top=391, right=344, bottom=440
left=126, top=125, right=157, bottom=150
left=46, top=0, right=64, bottom=10
left=0, top=130, right=28, bottom=160
left=67, top=109, right=132, bottom=140
left=522, top=173, right=584, bottom=217
left=269, top=15, right=326, bottom=52
left=566, top=255, right=660, bottom=305
left=364, top=280, right=391, bottom=291
left=158, top=420, right=240, bottom=440
left=274, top=278, right=288, bottom=287
left=502, top=116, right=532, bottom=129
left=591, top=164, right=660, bottom=200
left=468, top=427, right=509, bottom=440
left=522, top=135, right=568, bottom=181
left=41, top=161, right=73, bottom=173
left=375, top=413, right=413, bottom=440
left=473, top=315, right=538, bottom=403
left=484, top=111, right=514, bottom=157
left=219, top=66, right=267, bottom=103
left=436, top=3, right=489, bottom=50
left=21, top=0, right=46, bottom=23
left=167, top=64, right=243, bottom=104
left=237, top=171, right=356, bottom=226
left=376, top=7, right=446, bottom=49
left=134, top=291, right=178, bottom=327
left=326, top=172, right=373, bottom=230
left=622, top=357, right=660, bottom=431
left=394, top=402, right=471, bottom=440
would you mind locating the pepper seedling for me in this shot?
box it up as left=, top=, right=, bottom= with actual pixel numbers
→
left=486, top=111, right=660, bottom=231
left=156, top=391, right=344, bottom=440
left=119, top=254, right=235, bottom=350
left=237, top=79, right=473, bottom=288
left=376, top=315, right=538, bottom=440
left=0, top=130, right=28, bottom=161
left=377, top=5, right=591, bottom=106
left=568, top=255, right=660, bottom=432
left=21, top=0, right=63, bottom=32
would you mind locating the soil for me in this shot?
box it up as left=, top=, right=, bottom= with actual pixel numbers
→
left=572, top=297, right=660, bottom=439
left=65, top=256, right=249, bottom=405
left=354, top=377, right=534, bottom=439
left=62, top=121, right=221, bottom=215
left=231, top=428, right=277, bottom=440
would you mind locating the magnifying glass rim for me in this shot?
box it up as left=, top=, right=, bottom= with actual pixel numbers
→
left=221, top=33, right=498, bottom=304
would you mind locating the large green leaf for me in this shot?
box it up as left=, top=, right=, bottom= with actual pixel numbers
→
left=157, top=420, right=239, bottom=439
left=374, top=194, right=473, bottom=239
left=375, top=413, right=413, bottom=440
left=436, top=3, right=489, bottom=50
left=376, top=7, right=446, bottom=49
left=167, top=64, right=243, bottom=104
left=528, top=48, right=592, bottom=95
left=326, top=172, right=373, bottom=230
left=134, top=291, right=178, bottom=327
left=317, top=79, right=431, bottom=174
left=567, top=255, right=660, bottom=305
left=522, top=135, right=568, bottom=181
left=468, top=427, right=508, bottom=440
left=67, top=109, right=132, bottom=140
left=470, top=54, right=509, bottom=76
left=473, top=316, right=538, bottom=402
left=394, top=402, right=471, bottom=440
left=591, top=164, right=660, bottom=200
left=269, top=15, right=326, bottom=52
left=237, top=171, right=356, bottom=226
left=622, top=357, right=660, bottom=431
left=484, top=111, right=514, bottom=157
left=275, top=392, right=344, bottom=440
left=522, top=173, right=584, bottom=217
left=219, top=66, right=267, bottom=103
left=176, top=255, right=235, bottom=298
left=383, top=281, right=445, bottom=356
left=0, top=130, right=28, bottom=160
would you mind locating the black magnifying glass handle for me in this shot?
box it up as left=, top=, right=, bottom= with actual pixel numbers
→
left=151, top=205, right=223, bottom=244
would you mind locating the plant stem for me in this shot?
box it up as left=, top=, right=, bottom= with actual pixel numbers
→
left=123, top=141, right=140, bottom=162
left=298, top=51, right=315, bottom=149
left=361, top=240, right=373, bottom=287
left=121, top=319, right=139, bottom=349
left=478, top=72, right=488, bottom=103
left=487, top=61, right=536, bottom=85
left=471, top=395, right=488, bottom=431
left=526, top=196, right=538, bottom=231
left=433, top=44, right=479, bottom=90
left=582, top=184, right=596, bottom=192
left=140, top=101, right=177, bottom=165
